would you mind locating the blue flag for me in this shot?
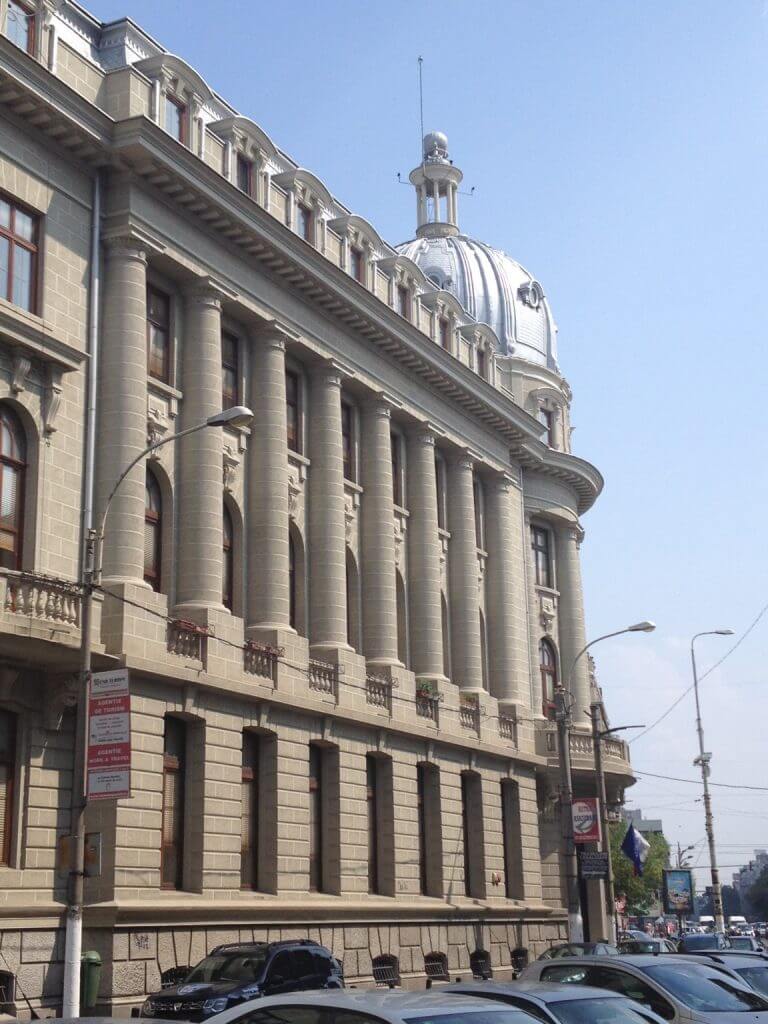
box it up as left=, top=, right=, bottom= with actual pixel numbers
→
left=621, top=823, right=651, bottom=876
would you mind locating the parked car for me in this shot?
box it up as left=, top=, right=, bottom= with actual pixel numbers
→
left=140, top=940, right=343, bottom=1021
left=678, top=953, right=768, bottom=998
left=519, top=953, right=768, bottom=1023
left=205, top=990, right=543, bottom=1024
left=619, top=940, right=678, bottom=955
left=443, top=979, right=671, bottom=1024
left=677, top=933, right=731, bottom=953
left=538, top=943, right=620, bottom=960
left=729, top=936, right=764, bottom=953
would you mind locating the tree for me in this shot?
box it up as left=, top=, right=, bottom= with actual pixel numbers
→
left=610, top=823, right=670, bottom=915
left=748, top=867, right=768, bottom=919
left=698, top=884, right=743, bottom=920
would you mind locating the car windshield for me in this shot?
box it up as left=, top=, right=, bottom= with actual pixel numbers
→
left=407, top=1012, right=534, bottom=1024
left=681, top=936, right=723, bottom=950
left=184, top=951, right=268, bottom=984
left=731, top=939, right=755, bottom=950
left=737, top=969, right=768, bottom=998
left=548, top=998, right=659, bottom=1024
left=644, top=965, right=768, bottom=1012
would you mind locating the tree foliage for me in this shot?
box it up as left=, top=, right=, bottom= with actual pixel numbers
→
left=747, top=867, right=768, bottom=919
left=610, top=822, right=670, bottom=914
left=698, top=884, right=743, bottom=920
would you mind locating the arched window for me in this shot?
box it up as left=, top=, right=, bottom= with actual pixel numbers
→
left=540, top=638, right=558, bottom=720
left=144, top=469, right=162, bottom=591
left=0, top=406, right=26, bottom=571
left=288, top=523, right=306, bottom=636
left=223, top=504, right=234, bottom=610
left=346, top=548, right=361, bottom=651
left=289, top=531, right=296, bottom=630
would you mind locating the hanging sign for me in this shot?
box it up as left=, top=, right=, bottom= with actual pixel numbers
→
left=86, top=668, right=131, bottom=800
left=579, top=849, right=609, bottom=879
left=572, top=797, right=601, bottom=844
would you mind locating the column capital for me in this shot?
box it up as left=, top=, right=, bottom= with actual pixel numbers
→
left=488, top=470, right=517, bottom=494
left=409, top=420, right=445, bottom=447
left=184, top=276, right=232, bottom=309
left=363, top=391, right=402, bottom=419
left=449, top=446, right=481, bottom=472
left=311, top=358, right=354, bottom=389
left=252, top=319, right=299, bottom=352
left=102, top=234, right=148, bottom=264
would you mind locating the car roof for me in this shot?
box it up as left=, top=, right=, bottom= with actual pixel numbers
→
left=536, top=954, right=727, bottom=974
left=446, top=981, right=627, bottom=1003
left=211, top=939, right=321, bottom=953
left=216, top=991, right=536, bottom=1021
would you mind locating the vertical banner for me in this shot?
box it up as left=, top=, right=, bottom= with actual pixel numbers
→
left=572, top=797, right=601, bottom=844
left=86, top=668, right=131, bottom=800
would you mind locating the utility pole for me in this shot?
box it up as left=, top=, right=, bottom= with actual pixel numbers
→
left=691, top=629, right=733, bottom=934
left=556, top=684, right=583, bottom=942
left=590, top=701, right=616, bottom=943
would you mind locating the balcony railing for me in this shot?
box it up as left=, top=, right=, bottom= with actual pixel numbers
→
left=167, top=619, right=208, bottom=662
left=498, top=713, right=518, bottom=745
left=308, top=658, right=338, bottom=699
left=4, top=572, right=81, bottom=627
left=244, top=640, right=280, bottom=683
left=365, top=673, right=392, bottom=713
left=459, top=698, right=480, bottom=734
left=415, top=693, right=440, bottom=725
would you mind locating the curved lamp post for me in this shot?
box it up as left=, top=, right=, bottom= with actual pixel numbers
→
left=63, top=404, right=253, bottom=1018
left=691, top=628, right=734, bottom=935
left=556, top=620, right=656, bottom=943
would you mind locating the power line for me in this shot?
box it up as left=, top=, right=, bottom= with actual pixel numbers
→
left=634, top=769, right=768, bottom=792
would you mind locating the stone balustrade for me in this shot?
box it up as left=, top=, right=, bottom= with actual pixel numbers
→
left=167, top=619, right=208, bottom=663
left=3, top=572, right=81, bottom=627
left=459, top=697, right=480, bottom=734
left=365, top=673, right=393, bottom=713
left=308, top=658, right=338, bottom=699
left=243, top=640, right=280, bottom=682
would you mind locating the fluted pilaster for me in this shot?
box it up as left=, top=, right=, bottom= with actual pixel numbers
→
left=360, top=396, right=399, bottom=666
left=556, top=524, right=590, bottom=723
left=97, top=236, right=148, bottom=585
left=406, top=426, right=444, bottom=681
left=247, top=329, right=291, bottom=631
left=308, top=363, right=348, bottom=651
left=484, top=473, right=530, bottom=706
left=176, top=281, right=224, bottom=611
left=447, top=452, right=483, bottom=692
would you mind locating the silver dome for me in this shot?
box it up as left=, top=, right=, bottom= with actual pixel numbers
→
left=397, top=233, right=558, bottom=368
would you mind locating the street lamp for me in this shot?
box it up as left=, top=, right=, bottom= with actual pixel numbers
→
left=556, top=620, right=655, bottom=943
left=691, top=628, right=734, bottom=935
left=63, top=405, right=253, bottom=1018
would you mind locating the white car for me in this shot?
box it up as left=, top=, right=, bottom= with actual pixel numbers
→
left=519, top=954, right=768, bottom=1024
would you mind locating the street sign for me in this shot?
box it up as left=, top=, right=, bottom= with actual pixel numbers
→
left=86, top=668, right=131, bottom=801
left=662, top=868, right=694, bottom=915
left=572, top=797, right=601, bottom=844
left=579, top=850, right=609, bottom=879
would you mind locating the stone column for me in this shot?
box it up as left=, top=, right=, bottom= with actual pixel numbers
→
left=96, top=236, right=148, bottom=585
left=406, top=426, right=444, bottom=682
left=360, top=396, right=399, bottom=667
left=556, top=524, right=591, bottom=724
left=484, top=473, right=529, bottom=707
left=447, top=452, right=484, bottom=692
left=176, top=282, right=224, bottom=612
left=308, top=363, right=348, bottom=652
left=247, top=329, right=291, bottom=633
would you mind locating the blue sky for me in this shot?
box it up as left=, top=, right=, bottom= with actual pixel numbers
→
left=89, top=0, right=768, bottom=888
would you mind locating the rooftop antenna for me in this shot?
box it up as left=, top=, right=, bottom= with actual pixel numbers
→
left=418, top=55, right=425, bottom=167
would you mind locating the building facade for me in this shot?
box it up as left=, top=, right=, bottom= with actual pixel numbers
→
left=0, top=0, right=633, bottom=1014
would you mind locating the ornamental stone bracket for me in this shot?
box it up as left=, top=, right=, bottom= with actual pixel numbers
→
left=344, top=481, right=362, bottom=546
left=222, top=443, right=240, bottom=493
left=393, top=507, right=409, bottom=572
left=476, top=547, right=487, bottom=588
left=288, top=452, right=309, bottom=523
left=539, top=594, right=556, bottom=634
left=43, top=364, right=63, bottom=437
left=11, top=350, right=31, bottom=394
left=44, top=672, right=80, bottom=731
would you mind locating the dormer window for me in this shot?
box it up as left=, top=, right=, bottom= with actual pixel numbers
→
left=236, top=154, right=253, bottom=196
left=476, top=346, right=487, bottom=379
left=350, top=246, right=365, bottom=284
left=397, top=284, right=411, bottom=321
left=438, top=318, right=449, bottom=349
left=538, top=407, right=554, bottom=447
left=164, top=95, right=187, bottom=144
left=5, top=0, right=34, bottom=54
left=296, top=203, right=313, bottom=243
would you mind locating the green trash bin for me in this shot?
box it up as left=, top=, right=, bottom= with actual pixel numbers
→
left=81, top=950, right=102, bottom=1010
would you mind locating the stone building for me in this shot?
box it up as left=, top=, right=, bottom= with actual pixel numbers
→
left=0, top=0, right=634, bottom=1014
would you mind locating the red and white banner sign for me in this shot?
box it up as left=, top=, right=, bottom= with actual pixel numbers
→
left=86, top=669, right=131, bottom=801
left=572, top=797, right=601, bottom=844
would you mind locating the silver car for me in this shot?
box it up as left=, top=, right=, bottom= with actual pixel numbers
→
left=680, top=954, right=768, bottom=999
left=442, top=979, right=671, bottom=1024
left=519, top=954, right=768, bottom=1024
left=207, top=989, right=544, bottom=1024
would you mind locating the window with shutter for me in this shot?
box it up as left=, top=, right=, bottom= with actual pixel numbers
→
left=241, top=733, right=259, bottom=890
left=0, top=711, right=16, bottom=865
left=161, top=717, right=185, bottom=889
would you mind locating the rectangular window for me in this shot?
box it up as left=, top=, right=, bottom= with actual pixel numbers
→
left=438, top=318, right=449, bottom=349
left=286, top=369, right=301, bottom=453
left=391, top=433, right=403, bottom=507
left=341, top=401, right=355, bottom=482
left=397, top=284, right=410, bottom=320
left=417, top=762, right=442, bottom=898
left=308, top=744, right=323, bottom=893
left=538, top=407, right=554, bottom=447
left=0, top=195, right=38, bottom=314
left=501, top=780, right=524, bottom=900
left=461, top=771, right=485, bottom=898
left=473, top=477, right=485, bottom=548
left=350, top=246, right=364, bottom=284
left=435, top=456, right=447, bottom=531
left=221, top=331, right=239, bottom=409
left=241, top=732, right=259, bottom=890
left=0, top=711, right=16, bottom=866
left=146, top=287, right=171, bottom=382
left=367, top=754, right=379, bottom=895
left=236, top=154, right=252, bottom=196
left=5, top=0, right=34, bottom=54
left=161, top=717, right=186, bottom=890
left=164, top=94, right=186, bottom=144
left=296, top=203, right=313, bottom=243
left=531, top=525, right=552, bottom=588
left=477, top=346, right=487, bottom=379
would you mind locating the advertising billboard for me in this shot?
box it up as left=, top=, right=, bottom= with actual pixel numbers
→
left=663, top=868, right=694, bottom=915
left=572, top=798, right=601, bottom=844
